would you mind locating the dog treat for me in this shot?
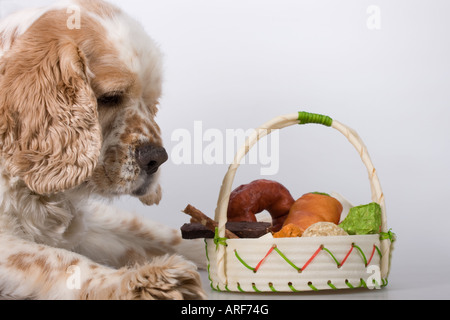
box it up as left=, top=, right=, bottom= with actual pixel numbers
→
left=273, top=193, right=343, bottom=238
left=183, top=205, right=239, bottom=239
left=302, top=222, right=348, bottom=237
left=339, top=202, right=382, bottom=235
left=271, top=223, right=303, bottom=238
left=181, top=222, right=271, bottom=239
left=181, top=223, right=213, bottom=239
left=227, top=180, right=295, bottom=232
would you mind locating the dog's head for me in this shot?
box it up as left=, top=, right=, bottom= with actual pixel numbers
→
left=0, top=0, right=167, bottom=205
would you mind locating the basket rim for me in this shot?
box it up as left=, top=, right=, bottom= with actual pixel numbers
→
left=222, top=233, right=380, bottom=244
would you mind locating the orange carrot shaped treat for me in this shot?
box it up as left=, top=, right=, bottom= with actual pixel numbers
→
left=273, top=193, right=343, bottom=238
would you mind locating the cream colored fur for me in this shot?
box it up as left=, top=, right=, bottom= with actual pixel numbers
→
left=0, top=0, right=205, bottom=300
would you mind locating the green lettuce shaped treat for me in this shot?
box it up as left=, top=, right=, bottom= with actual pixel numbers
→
left=339, top=202, right=381, bottom=235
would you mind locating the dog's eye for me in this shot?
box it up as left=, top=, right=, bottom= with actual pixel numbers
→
left=97, top=93, right=123, bottom=107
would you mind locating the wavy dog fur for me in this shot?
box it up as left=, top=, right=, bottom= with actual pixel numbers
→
left=0, top=0, right=205, bottom=300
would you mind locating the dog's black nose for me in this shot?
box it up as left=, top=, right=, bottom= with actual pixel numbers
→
left=135, top=144, right=169, bottom=175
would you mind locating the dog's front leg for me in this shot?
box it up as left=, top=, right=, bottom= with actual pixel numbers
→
left=74, top=202, right=206, bottom=269
left=0, top=234, right=205, bottom=300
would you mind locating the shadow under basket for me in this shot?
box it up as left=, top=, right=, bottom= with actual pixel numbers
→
left=204, top=111, right=395, bottom=293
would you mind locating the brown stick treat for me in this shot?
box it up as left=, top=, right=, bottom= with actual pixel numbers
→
left=183, top=205, right=240, bottom=239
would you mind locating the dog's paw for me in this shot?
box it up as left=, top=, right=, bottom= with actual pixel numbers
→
left=120, top=255, right=206, bottom=300
left=175, top=238, right=208, bottom=270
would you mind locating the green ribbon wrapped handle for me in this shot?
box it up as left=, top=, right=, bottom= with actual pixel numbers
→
left=298, top=111, right=333, bottom=127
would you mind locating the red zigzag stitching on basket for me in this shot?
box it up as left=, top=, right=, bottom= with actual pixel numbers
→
left=235, top=244, right=380, bottom=273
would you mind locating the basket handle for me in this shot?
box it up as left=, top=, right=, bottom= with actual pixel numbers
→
left=213, top=112, right=391, bottom=281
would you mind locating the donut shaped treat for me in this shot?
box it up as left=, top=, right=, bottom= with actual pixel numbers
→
left=227, top=180, right=295, bottom=232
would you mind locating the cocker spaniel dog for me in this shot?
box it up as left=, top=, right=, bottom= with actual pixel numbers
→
left=0, top=0, right=205, bottom=300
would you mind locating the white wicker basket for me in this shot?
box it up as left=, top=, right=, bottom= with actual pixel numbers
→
left=206, top=111, right=394, bottom=293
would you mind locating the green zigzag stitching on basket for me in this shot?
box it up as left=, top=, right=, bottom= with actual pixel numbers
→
left=233, top=243, right=382, bottom=273
left=204, top=240, right=388, bottom=293
left=298, top=111, right=333, bottom=127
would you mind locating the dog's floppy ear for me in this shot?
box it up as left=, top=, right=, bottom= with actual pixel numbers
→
left=0, top=36, right=102, bottom=195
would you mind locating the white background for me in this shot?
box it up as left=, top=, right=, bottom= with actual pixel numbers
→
left=2, top=0, right=450, bottom=299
